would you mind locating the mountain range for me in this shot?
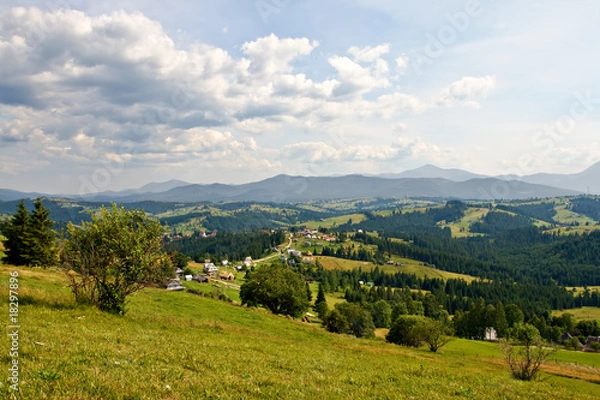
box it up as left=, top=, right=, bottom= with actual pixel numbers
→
left=1, top=162, right=598, bottom=203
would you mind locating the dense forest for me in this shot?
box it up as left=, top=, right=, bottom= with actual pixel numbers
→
left=571, top=196, right=600, bottom=221
left=163, top=230, right=285, bottom=262
left=329, top=202, right=600, bottom=286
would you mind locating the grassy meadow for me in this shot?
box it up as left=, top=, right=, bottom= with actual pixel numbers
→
left=1, top=265, right=599, bottom=399
left=317, top=256, right=481, bottom=283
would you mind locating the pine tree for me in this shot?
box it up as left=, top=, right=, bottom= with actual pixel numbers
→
left=306, top=282, right=313, bottom=303
left=495, top=302, right=509, bottom=338
left=314, top=282, right=329, bottom=318
left=25, top=198, right=57, bottom=266
left=0, top=198, right=56, bottom=266
left=1, top=200, right=31, bottom=265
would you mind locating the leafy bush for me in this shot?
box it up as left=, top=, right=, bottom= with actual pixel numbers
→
left=61, top=204, right=172, bottom=315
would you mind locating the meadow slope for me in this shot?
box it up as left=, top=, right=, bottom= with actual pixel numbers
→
left=0, top=265, right=599, bottom=399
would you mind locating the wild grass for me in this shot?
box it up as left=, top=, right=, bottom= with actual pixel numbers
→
left=0, top=265, right=598, bottom=399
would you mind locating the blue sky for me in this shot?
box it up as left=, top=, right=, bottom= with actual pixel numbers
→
left=1, top=0, right=599, bottom=194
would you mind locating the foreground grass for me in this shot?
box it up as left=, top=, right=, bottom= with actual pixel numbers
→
left=0, top=265, right=599, bottom=399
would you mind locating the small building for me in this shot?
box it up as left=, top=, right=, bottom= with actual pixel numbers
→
left=166, top=279, right=184, bottom=291
left=192, top=274, right=210, bottom=283
left=583, top=336, right=600, bottom=352
left=221, top=260, right=229, bottom=266
left=219, top=272, right=235, bottom=281
left=184, top=275, right=193, bottom=281
left=204, top=263, right=218, bottom=274
left=485, top=327, right=498, bottom=341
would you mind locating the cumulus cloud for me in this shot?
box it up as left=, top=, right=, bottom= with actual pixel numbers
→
left=0, top=7, right=496, bottom=191
left=348, top=43, right=390, bottom=62
left=436, top=75, right=496, bottom=108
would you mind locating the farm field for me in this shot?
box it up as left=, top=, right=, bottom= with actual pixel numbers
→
left=1, top=265, right=599, bottom=399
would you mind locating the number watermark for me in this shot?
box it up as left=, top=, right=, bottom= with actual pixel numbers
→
left=7, top=271, right=19, bottom=393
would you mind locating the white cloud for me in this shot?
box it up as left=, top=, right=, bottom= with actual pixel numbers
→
left=348, top=43, right=390, bottom=62
left=241, top=34, right=318, bottom=76
left=0, top=7, right=502, bottom=191
left=436, top=75, right=496, bottom=107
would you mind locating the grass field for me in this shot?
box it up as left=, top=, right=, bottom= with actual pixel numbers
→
left=1, top=265, right=599, bottom=399
left=553, top=205, right=598, bottom=226
left=442, top=207, right=490, bottom=238
left=303, top=213, right=366, bottom=229
left=317, top=256, right=482, bottom=283
left=554, top=307, right=600, bottom=321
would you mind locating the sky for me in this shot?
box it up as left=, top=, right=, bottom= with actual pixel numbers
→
left=1, top=0, right=600, bottom=194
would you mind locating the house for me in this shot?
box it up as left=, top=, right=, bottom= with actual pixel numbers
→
left=166, top=279, right=184, bottom=291
left=192, top=274, right=210, bottom=283
left=184, top=275, right=193, bottom=281
left=485, top=327, right=498, bottom=341
left=219, top=272, right=235, bottom=281
left=235, top=265, right=243, bottom=271
left=287, top=249, right=302, bottom=258
left=221, top=260, right=229, bottom=266
left=174, top=267, right=184, bottom=276
left=583, top=336, right=600, bottom=352
left=204, top=263, right=218, bottom=274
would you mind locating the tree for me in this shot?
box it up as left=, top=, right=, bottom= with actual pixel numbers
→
left=334, top=302, right=375, bottom=338
left=61, top=204, right=172, bottom=315
left=370, top=300, right=392, bottom=328
left=415, top=318, right=453, bottom=352
left=505, top=304, right=524, bottom=328
left=494, top=302, right=509, bottom=338
left=500, top=323, right=556, bottom=381
left=1, top=201, right=30, bottom=265
left=1, top=198, right=56, bottom=266
left=323, top=308, right=350, bottom=334
left=314, top=282, right=329, bottom=319
left=386, top=315, right=426, bottom=347
left=306, top=282, right=313, bottom=303
left=27, top=198, right=57, bottom=266
left=240, top=263, right=309, bottom=318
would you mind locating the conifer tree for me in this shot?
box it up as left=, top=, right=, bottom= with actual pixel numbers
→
left=1, top=200, right=30, bottom=265
left=0, top=198, right=56, bottom=266
left=26, top=198, right=57, bottom=266
left=314, top=282, right=329, bottom=318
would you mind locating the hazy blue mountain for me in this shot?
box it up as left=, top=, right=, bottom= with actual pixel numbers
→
left=511, top=161, right=600, bottom=194
left=134, top=180, right=190, bottom=193
left=76, top=180, right=190, bottom=201
left=379, top=164, right=488, bottom=182
left=129, top=175, right=579, bottom=203
left=0, top=189, right=46, bottom=202
left=2, top=164, right=594, bottom=204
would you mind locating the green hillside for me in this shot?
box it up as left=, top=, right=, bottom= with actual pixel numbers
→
left=1, top=265, right=599, bottom=399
